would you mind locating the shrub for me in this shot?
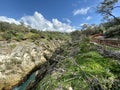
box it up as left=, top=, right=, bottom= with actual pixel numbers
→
left=104, top=25, right=120, bottom=38
left=15, top=33, right=24, bottom=41
left=71, top=30, right=81, bottom=41
left=2, top=30, right=13, bottom=40
left=30, top=29, right=39, bottom=33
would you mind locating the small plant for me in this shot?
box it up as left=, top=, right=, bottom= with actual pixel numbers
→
left=10, top=44, right=16, bottom=49
left=2, top=30, right=13, bottom=40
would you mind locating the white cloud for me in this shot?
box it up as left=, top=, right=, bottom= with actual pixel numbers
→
left=63, top=18, right=71, bottom=24
left=21, top=12, right=75, bottom=32
left=73, top=7, right=90, bottom=16
left=80, top=23, right=89, bottom=27
left=0, top=16, right=20, bottom=25
left=52, top=19, right=74, bottom=32
left=21, top=12, right=54, bottom=31
left=0, top=11, right=75, bottom=32
left=73, top=26, right=81, bottom=30
left=86, top=16, right=92, bottom=20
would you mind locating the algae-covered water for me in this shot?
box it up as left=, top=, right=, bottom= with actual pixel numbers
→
left=13, top=72, right=35, bottom=90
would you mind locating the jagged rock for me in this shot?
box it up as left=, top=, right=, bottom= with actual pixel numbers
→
left=69, top=47, right=80, bottom=57
left=0, top=40, right=63, bottom=90
left=94, top=45, right=120, bottom=61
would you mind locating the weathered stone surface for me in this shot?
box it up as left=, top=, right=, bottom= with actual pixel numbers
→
left=0, top=40, right=63, bottom=90
left=94, top=45, right=120, bottom=61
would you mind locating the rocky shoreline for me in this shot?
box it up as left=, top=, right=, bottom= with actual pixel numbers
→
left=0, top=40, right=64, bottom=90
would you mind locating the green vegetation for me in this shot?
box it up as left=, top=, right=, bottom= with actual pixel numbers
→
left=0, top=0, right=120, bottom=89
left=97, top=0, right=120, bottom=23
left=96, top=44, right=120, bottom=52
left=78, top=17, right=120, bottom=39
left=10, top=44, right=17, bottom=49
left=104, top=24, right=120, bottom=38
left=78, top=0, right=120, bottom=39
left=36, top=36, right=120, bottom=90
left=0, top=22, right=70, bottom=42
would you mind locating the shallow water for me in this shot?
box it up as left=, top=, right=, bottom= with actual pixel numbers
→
left=13, top=72, right=35, bottom=90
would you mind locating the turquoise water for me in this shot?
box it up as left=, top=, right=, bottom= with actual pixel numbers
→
left=13, top=72, right=35, bottom=90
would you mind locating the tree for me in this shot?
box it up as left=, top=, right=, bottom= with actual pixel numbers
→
left=97, top=0, right=120, bottom=23
left=0, top=22, right=11, bottom=32
left=71, top=30, right=81, bottom=41
left=81, top=23, right=90, bottom=30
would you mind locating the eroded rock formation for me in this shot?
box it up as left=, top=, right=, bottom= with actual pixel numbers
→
left=0, top=40, right=64, bottom=90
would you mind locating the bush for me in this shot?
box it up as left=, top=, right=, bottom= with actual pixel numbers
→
left=24, top=32, right=40, bottom=40
left=2, top=30, right=24, bottom=41
left=2, top=30, right=13, bottom=40
left=71, top=30, right=81, bottom=41
left=15, top=33, right=24, bottom=41
left=79, top=37, right=93, bottom=53
left=104, top=25, right=120, bottom=38
left=30, top=29, right=39, bottom=33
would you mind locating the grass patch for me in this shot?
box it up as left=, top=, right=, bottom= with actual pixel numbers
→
left=10, top=44, right=16, bottom=49
left=37, top=51, right=120, bottom=90
left=36, top=37, right=120, bottom=90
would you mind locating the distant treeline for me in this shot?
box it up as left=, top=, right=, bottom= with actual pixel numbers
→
left=0, top=22, right=70, bottom=41
left=71, top=17, right=120, bottom=41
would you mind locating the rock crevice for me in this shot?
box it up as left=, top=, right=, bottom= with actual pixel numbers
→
left=0, top=40, right=64, bottom=90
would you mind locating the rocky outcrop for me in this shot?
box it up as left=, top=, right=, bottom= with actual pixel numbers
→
left=27, top=41, right=81, bottom=90
left=0, top=40, right=64, bottom=90
left=94, top=45, right=120, bottom=61
left=25, top=47, right=65, bottom=90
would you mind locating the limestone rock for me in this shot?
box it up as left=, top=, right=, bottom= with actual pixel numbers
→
left=0, top=40, right=63, bottom=90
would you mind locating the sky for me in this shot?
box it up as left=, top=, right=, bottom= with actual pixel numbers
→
left=0, top=0, right=119, bottom=32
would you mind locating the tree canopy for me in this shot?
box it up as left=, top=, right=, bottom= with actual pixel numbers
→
left=97, top=0, right=120, bottom=23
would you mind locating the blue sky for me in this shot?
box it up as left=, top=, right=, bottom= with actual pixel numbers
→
left=0, top=0, right=119, bottom=32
